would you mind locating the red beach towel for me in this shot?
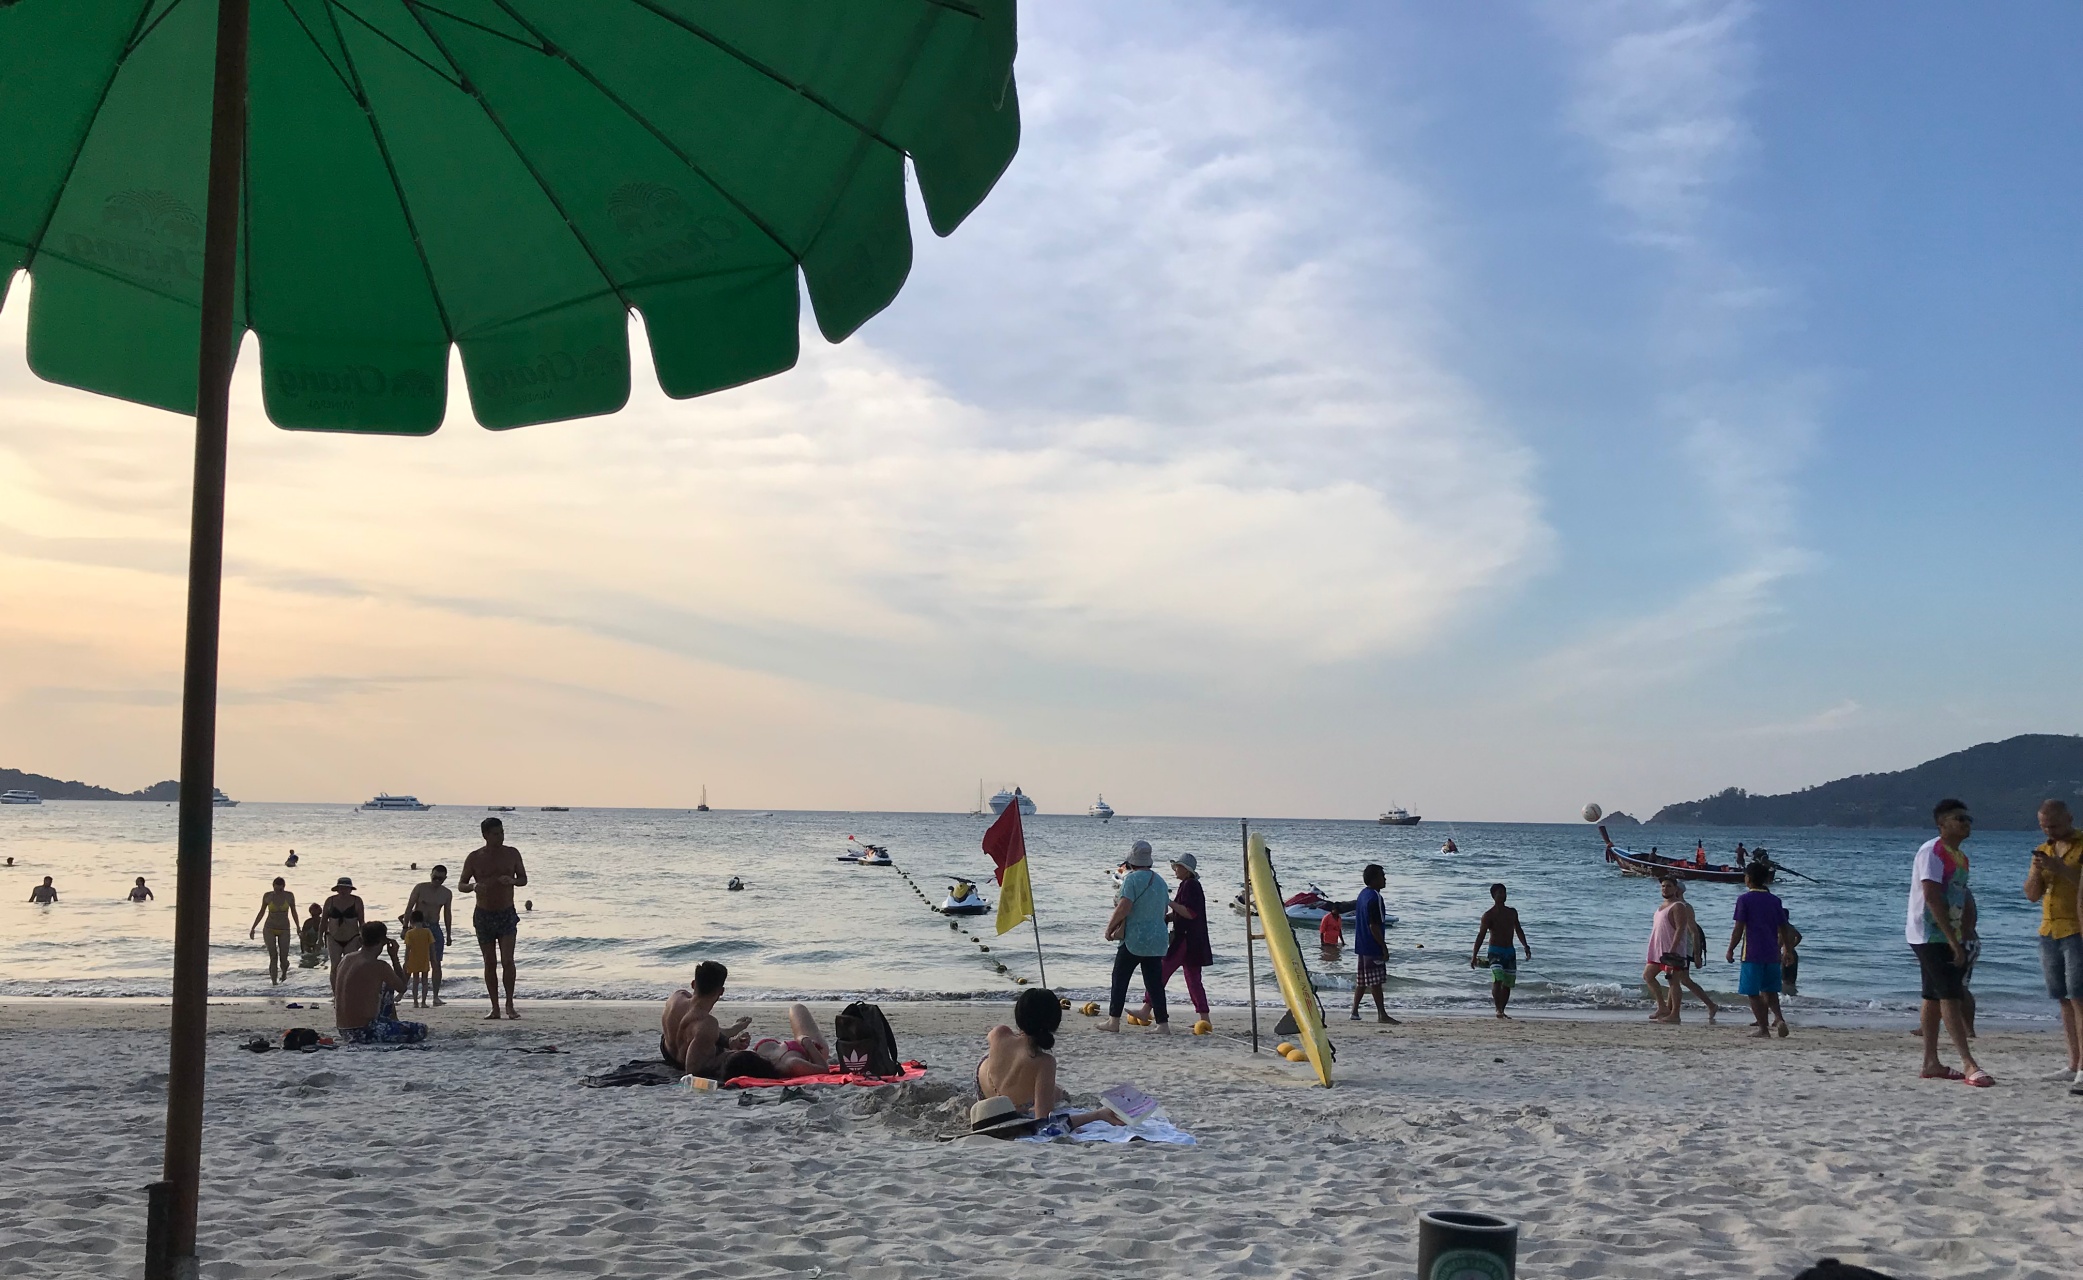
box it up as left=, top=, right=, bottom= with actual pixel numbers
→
left=722, top=1060, right=929, bottom=1090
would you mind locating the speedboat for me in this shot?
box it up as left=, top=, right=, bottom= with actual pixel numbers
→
left=0, top=789, right=41, bottom=804
left=360, top=793, right=431, bottom=811
left=1377, top=806, right=1421, bottom=826
left=1089, top=794, right=1114, bottom=820
left=941, top=880, right=991, bottom=915
left=988, top=786, right=1037, bottom=817
left=212, top=788, right=238, bottom=807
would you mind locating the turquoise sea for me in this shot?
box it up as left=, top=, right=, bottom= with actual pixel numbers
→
left=0, top=802, right=2059, bottom=1021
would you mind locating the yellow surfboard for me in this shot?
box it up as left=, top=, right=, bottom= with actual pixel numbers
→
left=1246, top=831, right=1333, bottom=1086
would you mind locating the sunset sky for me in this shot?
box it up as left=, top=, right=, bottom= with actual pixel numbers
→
left=3, top=1, right=2078, bottom=821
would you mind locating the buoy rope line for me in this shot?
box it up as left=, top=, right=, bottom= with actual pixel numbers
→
left=886, top=856, right=1036, bottom=990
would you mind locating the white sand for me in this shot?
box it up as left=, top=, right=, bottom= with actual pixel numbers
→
left=0, top=999, right=2076, bottom=1278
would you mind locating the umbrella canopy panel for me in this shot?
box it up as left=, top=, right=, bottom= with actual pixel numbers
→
left=0, top=0, right=1018, bottom=433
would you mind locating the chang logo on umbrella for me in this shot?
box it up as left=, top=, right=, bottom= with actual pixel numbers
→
left=606, top=180, right=740, bottom=278
left=471, top=344, right=620, bottom=409
left=61, top=188, right=204, bottom=287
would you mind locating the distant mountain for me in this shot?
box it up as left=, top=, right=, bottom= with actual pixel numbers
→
left=1649, top=734, right=2083, bottom=830
left=1, top=767, right=179, bottom=801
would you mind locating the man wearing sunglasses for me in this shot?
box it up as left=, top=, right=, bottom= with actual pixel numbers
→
left=1908, top=798, right=1990, bottom=1086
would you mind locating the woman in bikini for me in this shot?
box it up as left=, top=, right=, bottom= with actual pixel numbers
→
left=976, top=988, right=1113, bottom=1128
left=248, top=877, right=298, bottom=983
left=748, top=1004, right=833, bottom=1078
left=321, top=878, right=366, bottom=978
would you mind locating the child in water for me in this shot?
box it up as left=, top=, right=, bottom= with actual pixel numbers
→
left=298, top=903, right=326, bottom=968
left=402, top=910, right=435, bottom=1008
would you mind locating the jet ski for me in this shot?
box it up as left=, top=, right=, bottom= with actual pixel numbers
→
left=839, top=836, right=892, bottom=866
left=940, top=880, right=991, bottom=915
left=1230, top=884, right=1398, bottom=928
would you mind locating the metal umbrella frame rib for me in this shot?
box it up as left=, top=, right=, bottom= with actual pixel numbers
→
left=0, top=4, right=1018, bottom=1276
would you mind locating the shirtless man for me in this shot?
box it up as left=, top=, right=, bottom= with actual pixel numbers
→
left=402, top=865, right=455, bottom=1006
left=661, top=960, right=751, bottom=1078
left=459, top=818, right=528, bottom=1020
left=1470, top=882, right=1532, bottom=1018
left=28, top=876, right=56, bottom=904
left=332, top=922, right=426, bottom=1044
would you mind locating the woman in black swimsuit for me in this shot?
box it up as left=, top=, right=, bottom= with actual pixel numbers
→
left=321, top=878, right=365, bottom=976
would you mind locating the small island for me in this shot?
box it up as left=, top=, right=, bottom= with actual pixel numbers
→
left=1649, top=733, right=2083, bottom=830
left=1, top=767, right=179, bottom=802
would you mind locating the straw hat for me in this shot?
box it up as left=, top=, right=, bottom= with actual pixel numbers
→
left=967, top=1096, right=1040, bottom=1138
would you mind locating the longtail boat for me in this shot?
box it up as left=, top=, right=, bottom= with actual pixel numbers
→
left=1599, top=826, right=1765, bottom=885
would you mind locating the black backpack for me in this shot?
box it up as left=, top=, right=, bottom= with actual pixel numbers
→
left=833, top=1001, right=900, bottom=1077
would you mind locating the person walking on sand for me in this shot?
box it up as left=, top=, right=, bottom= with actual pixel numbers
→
left=1728, top=862, right=1791, bottom=1038
left=127, top=877, right=154, bottom=902
left=321, top=878, right=366, bottom=975
left=1350, top=864, right=1397, bottom=1024
left=1644, top=878, right=1719, bottom=1023
left=402, top=865, right=455, bottom=1007
left=1101, top=841, right=1170, bottom=1033
left=28, top=875, right=56, bottom=904
left=2024, top=799, right=2083, bottom=1092
left=1470, top=882, right=1531, bottom=1018
left=1909, top=798, right=1990, bottom=1087
left=249, top=877, right=298, bottom=983
left=1132, top=853, right=1214, bottom=1028
left=460, top=816, right=528, bottom=1020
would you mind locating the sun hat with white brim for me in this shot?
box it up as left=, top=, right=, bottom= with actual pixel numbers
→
left=1125, top=840, right=1154, bottom=868
left=967, top=1095, right=1040, bottom=1138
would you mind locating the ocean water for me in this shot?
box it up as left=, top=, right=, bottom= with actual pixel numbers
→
left=0, top=803, right=2059, bottom=1019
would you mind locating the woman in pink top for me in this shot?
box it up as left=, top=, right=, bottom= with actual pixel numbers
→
left=1642, top=878, right=1719, bottom=1023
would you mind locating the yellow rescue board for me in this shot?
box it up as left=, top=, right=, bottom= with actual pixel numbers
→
left=1247, top=831, right=1332, bottom=1086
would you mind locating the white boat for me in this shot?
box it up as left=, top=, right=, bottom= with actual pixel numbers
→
left=988, top=786, right=1037, bottom=817
left=212, top=788, right=238, bottom=808
left=940, top=880, right=991, bottom=915
left=1231, top=884, right=1399, bottom=929
left=0, top=789, right=41, bottom=805
left=1089, top=794, right=1114, bottom=820
left=360, top=793, right=432, bottom=811
left=1376, top=806, right=1421, bottom=826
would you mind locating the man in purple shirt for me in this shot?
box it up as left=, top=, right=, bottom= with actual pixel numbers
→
left=1726, top=862, right=1790, bottom=1039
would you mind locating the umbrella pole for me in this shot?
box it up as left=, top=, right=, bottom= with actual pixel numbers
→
left=152, top=2, right=248, bottom=1278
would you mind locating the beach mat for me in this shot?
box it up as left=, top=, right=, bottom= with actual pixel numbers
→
left=581, top=1058, right=681, bottom=1088
left=724, top=1060, right=928, bottom=1090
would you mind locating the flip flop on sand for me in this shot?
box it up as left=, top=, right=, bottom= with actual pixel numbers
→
left=1920, top=1065, right=1965, bottom=1080
left=1962, top=1070, right=1996, bottom=1088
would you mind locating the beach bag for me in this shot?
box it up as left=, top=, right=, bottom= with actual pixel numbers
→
left=833, top=1002, right=901, bottom=1077
left=282, top=1028, right=320, bottom=1051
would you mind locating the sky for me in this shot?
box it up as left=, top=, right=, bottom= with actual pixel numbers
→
left=2, top=1, right=2079, bottom=821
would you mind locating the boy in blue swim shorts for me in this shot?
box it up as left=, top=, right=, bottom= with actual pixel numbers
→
left=1727, top=862, right=1791, bottom=1039
left=1470, top=883, right=1532, bottom=1019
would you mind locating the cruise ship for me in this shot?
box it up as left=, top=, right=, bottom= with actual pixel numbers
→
left=1088, top=794, right=1115, bottom=820
left=1376, top=806, right=1422, bottom=826
left=988, top=786, right=1037, bottom=817
left=360, top=793, right=432, bottom=811
left=1, top=789, right=41, bottom=805
left=213, top=788, right=238, bottom=807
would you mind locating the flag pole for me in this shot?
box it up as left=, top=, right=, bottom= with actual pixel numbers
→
left=1022, top=807, right=1047, bottom=987
left=1242, top=817, right=1259, bottom=1053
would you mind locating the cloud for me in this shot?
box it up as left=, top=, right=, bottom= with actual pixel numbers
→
left=1535, top=0, right=1817, bottom=694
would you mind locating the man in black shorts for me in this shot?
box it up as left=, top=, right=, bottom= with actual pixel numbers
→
left=1907, top=799, right=1989, bottom=1086
left=460, top=817, right=528, bottom=1020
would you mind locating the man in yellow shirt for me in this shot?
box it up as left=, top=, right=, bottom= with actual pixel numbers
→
left=2024, top=799, right=2083, bottom=1094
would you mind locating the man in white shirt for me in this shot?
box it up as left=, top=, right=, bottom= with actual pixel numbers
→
left=1908, top=798, right=1989, bottom=1087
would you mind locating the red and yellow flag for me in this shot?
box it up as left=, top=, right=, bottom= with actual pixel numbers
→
left=981, top=799, right=1033, bottom=937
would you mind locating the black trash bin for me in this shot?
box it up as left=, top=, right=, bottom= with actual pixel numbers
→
left=1416, top=1209, right=1518, bottom=1280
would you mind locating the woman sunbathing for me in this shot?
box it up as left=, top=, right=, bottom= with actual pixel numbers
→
left=747, top=1003, right=834, bottom=1078
left=977, top=988, right=1113, bottom=1129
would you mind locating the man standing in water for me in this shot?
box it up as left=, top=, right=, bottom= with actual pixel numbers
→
left=460, top=817, right=528, bottom=1020
left=1470, top=882, right=1531, bottom=1019
left=1909, top=798, right=1989, bottom=1086
left=28, top=876, right=56, bottom=904
left=403, top=864, right=455, bottom=1006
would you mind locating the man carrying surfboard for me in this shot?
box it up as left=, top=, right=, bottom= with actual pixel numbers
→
left=1349, top=864, right=1397, bottom=1024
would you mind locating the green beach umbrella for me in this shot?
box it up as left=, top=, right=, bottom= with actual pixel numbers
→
left=0, top=2, right=1017, bottom=1273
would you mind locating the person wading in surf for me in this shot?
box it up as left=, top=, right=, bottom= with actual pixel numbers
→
left=460, top=817, right=528, bottom=1020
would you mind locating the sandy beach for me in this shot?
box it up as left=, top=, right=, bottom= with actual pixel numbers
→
left=1, top=999, right=2075, bottom=1278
